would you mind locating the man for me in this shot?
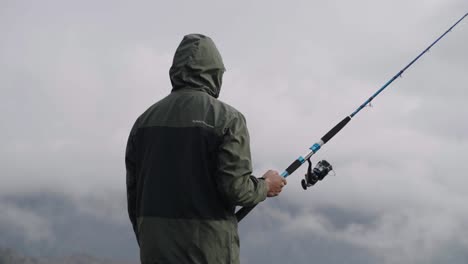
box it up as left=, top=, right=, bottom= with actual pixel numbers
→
left=126, top=34, right=286, bottom=264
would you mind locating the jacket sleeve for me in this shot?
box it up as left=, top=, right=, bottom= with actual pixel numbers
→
left=125, top=121, right=139, bottom=245
left=216, top=113, right=268, bottom=207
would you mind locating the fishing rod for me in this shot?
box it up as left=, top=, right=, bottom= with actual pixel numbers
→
left=236, top=12, right=468, bottom=222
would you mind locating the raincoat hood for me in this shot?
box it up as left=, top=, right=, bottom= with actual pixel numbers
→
left=169, top=34, right=226, bottom=98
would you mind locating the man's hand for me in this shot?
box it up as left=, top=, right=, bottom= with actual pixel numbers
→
left=262, top=170, right=287, bottom=197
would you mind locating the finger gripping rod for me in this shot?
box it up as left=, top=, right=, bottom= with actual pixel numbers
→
left=235, top=13, right=468, bottom=222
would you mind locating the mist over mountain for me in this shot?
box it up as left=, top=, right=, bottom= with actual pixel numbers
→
left=0, top=247, right=136, bottom=264
left=0, top=192, right=138, bottom=262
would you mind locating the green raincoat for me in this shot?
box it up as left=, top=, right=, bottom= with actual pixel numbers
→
left=126, top=34, right=268, bottom=264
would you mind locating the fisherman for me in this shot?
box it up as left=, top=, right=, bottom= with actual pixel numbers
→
left=125, top=34, right=287, bottom=264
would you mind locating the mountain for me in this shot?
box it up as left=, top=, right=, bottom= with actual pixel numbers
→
left=0, top=248, right=136, bottom=264
left=0, top=192, right=138, bottom=260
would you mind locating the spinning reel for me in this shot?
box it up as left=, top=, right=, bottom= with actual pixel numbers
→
left=301, top=159, right=334, bottom=190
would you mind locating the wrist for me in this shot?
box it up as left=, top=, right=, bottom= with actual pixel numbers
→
left=262, top=177, right=271, bottom=189
left=259, top=177, right=270, bottom=198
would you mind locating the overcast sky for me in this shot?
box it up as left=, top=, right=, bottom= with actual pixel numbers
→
left=1, top=0, right=468, bottom=263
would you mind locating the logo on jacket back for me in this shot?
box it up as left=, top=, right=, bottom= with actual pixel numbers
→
left=192, top=120, right=214, bottom=129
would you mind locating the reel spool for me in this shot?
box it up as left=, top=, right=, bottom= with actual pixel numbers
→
left=301, top=159, right=334, bottom=190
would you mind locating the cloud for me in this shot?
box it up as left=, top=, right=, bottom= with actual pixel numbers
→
left=239, top=201, right=468, bottom=263
left=0, top=200, right=53, bottom=243
left=0, top=193, right=138, bottom=260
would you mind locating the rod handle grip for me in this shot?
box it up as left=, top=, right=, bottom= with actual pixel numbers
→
left=284, top=159, right=303, bottom=177
left=235, top=204, right=255, bottom=222
left=321, top=116, right=351, bottom=143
